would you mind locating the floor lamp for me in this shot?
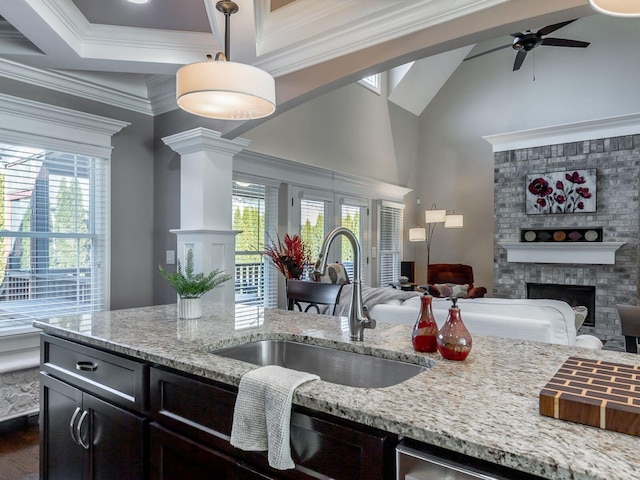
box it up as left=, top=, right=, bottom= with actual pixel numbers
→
left=409, top=204, right=446, bottom=285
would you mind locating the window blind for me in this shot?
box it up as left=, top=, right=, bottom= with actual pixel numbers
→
left=340, top=204, right=362, bottom=282
left=378, top=202, right=404, bottom=287
left=233, top=181, right=278, bottom=308
left=0, top=143, right=107, bottom=331
left=300, top=198, right=327, bottom=262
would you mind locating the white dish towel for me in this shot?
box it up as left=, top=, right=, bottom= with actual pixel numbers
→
left=230, top=365, right=320, bottom=470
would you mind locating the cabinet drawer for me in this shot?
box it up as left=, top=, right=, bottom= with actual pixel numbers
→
left=41, top=334, right=148, bottom=412
left=151, top=366, right=396, bottom=480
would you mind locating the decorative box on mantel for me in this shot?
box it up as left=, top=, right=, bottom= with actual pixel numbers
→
left=499, top=241, right=625, bottom=265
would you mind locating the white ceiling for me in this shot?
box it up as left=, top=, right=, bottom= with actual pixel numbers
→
left=0, top=0, right=595, bottom=135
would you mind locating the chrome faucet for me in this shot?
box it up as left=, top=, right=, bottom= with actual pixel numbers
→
left=315, top=227, right=376, bottom=341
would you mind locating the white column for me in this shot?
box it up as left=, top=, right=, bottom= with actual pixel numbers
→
left=163, top=128, right=249, bottom=304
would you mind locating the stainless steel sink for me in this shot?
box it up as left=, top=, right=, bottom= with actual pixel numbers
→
left=212, top=340, right=429, bottom=388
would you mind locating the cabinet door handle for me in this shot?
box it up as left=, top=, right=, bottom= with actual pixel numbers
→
left=76, top=361, right=98, bottom=372
left=76, top=410, right=91, bottom=450
left=69, top=406, right=82, bottom=445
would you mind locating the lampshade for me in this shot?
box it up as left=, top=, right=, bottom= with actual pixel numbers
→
left=176, top=60, right=276, bottom=120
left=176, top=1, right=276, bottom=120
left=409, top=227, right=427, bottom=242
left=424, top=209, right=446, bottom=224
left=444, top=214, right=464, bottom=228
left=589, top=0, right=640, bottom=16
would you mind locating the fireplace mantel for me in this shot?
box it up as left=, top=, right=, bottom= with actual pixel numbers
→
left=499, top=242, right=625, bottom=265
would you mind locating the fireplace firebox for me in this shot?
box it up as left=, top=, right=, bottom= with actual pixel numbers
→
left=526, top=283, right=596, bottom=327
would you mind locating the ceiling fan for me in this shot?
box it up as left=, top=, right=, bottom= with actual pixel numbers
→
left=464, top=19, right=590, bottom=71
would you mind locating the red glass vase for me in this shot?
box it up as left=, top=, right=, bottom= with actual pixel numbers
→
left=436, top=299, right=472, bottom=361
left=412, top=295, right=438, bottom=353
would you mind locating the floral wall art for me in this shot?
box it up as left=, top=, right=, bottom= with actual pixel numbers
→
left=525, top=169, right=596, bottom=215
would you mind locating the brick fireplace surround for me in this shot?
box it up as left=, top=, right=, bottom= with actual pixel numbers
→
left=493, top=134, right=640, bottom=351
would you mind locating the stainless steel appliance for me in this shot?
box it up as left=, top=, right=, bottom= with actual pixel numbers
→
left=396, top=440, right=531, bottom=480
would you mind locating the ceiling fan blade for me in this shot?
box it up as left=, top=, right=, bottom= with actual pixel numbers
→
left=541, top=38, right=590, bottom=48
left=464, top=44, right=512, bottom=61
left=513, top=50, right=527, bottom=71
left=537, top=19, right=577, bottom=36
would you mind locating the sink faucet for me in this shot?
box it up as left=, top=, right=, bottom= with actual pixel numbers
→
left=315, top=227, right=376, bottom=341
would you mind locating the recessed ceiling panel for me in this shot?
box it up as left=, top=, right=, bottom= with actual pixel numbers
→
left=72, top=0, right=212, bottom=33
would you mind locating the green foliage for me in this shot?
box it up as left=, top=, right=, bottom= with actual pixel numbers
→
left=52, top=178, right=90, bottom=269
left=300, top=214, right=325, bottom=260
left=158, top=249, right=232, bottom=299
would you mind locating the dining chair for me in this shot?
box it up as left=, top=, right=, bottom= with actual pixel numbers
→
left=616, top=304, right=640, bottom=353
left=286, top=279, right=344, bottom=315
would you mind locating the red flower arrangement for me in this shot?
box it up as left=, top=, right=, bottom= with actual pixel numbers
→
left=263, top=234, right=311, bottom=279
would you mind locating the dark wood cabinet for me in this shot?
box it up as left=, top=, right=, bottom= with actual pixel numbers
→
left=40, top=334, right=148, bottom=480
left=150, top=367, right=397, bottom=480
left=40, top=334, right=397, bottom=480
left=150, top=423, right=239, bottom=479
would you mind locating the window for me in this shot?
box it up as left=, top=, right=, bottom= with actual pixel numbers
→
left=296, top=192, right=369, bottom=283
left=0, top=143, right=107, bottom=330
left=233, top=181, right=278, bottom=307
left=378, top=201, right=404, bottom=287
left=358, top=73, right=381, bottom=95
left=300, top=198, right=328, bottom=262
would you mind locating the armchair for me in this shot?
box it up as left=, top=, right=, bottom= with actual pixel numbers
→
left=426, top=263, right=487, bottom=298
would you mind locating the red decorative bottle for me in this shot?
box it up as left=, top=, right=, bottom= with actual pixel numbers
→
left=436, top=298, right=472, bottom=361
left=412, top=295, right=438, bottom=353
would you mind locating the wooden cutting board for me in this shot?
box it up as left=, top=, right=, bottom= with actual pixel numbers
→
left=540, top=356, right=640, bottom=437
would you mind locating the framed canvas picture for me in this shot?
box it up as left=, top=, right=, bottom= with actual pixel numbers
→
left=525, top=169, right=596, bottom=215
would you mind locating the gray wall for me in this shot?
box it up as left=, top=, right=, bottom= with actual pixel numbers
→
left=412, top=14, right=640, bottom=291
left=0, top=78, right=155, bottom=310
left=152, top=76, right=420, bottom=304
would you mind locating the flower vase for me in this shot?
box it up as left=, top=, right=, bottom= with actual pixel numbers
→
left=178, top=297, right=202, bottom=319
left=412, top=295, right=438, bottom=352
left=436, top=298, right=472, bottom=361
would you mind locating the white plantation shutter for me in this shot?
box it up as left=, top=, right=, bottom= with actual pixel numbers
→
left=233, top=181, right=278, bottom=308
left=378, top=201, right=404, bottom=286
left=0, top=143, right=107, bottom=332
left=300, top=198, right=328, bottom=262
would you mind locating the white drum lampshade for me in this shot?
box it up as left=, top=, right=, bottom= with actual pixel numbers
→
left=177, top=60, right=276, bottom=120
left=409, top=227, right=427, bottom=242
left=589, top=0, right=640, bottom=16
left=424, top=209, right=446, bottom=224
left=444, top=214, right=464, bottom=228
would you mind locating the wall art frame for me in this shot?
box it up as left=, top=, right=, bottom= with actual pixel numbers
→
left=525, top=169, right=597, bottom=215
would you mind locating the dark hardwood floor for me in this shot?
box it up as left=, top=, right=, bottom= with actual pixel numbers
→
left=0, top=415, right=39, bottom=480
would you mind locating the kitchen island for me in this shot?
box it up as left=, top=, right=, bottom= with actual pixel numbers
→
left=35, top=302, right=639, bottom=480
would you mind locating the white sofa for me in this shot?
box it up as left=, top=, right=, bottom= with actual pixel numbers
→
left=368, top=295, right=603, bottom=349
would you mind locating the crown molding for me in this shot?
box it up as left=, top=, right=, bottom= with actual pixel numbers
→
left=255, top=0, right=509, bottom=76
left=0, top=58, right=154, bottom=115
left=0, top=92, right=129, bottom=158
left=20, top=0, right=218, bottom=68
left=234, top=149, right=411, bottom=203
left=484, top=113, right=640, bottom=152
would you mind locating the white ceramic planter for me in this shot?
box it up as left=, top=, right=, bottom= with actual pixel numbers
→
left=178, top=297, right=202, bottom=319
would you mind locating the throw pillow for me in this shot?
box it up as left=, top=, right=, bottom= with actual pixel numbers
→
left=450, top=284, right=470, bottom=298
left=314, top=263, right=350, bottom=284
left=432, top=284, right=453, bottom=298
left=429, top=283, right=469, bottom=298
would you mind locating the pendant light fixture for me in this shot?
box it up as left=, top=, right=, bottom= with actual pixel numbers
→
left=589, top=0, right=640, bottom=16
left=176, top=1, right=276, bottom=120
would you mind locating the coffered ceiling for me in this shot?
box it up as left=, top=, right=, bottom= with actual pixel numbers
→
left=0, top=1, right=593, bottom=134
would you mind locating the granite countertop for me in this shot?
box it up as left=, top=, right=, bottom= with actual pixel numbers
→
left=34, top=302, right=640, bottom=480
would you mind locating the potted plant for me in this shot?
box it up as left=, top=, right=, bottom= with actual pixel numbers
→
left=158, top=249, right=232, bottom=319
left=263, top=233, right=310, bottom=279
